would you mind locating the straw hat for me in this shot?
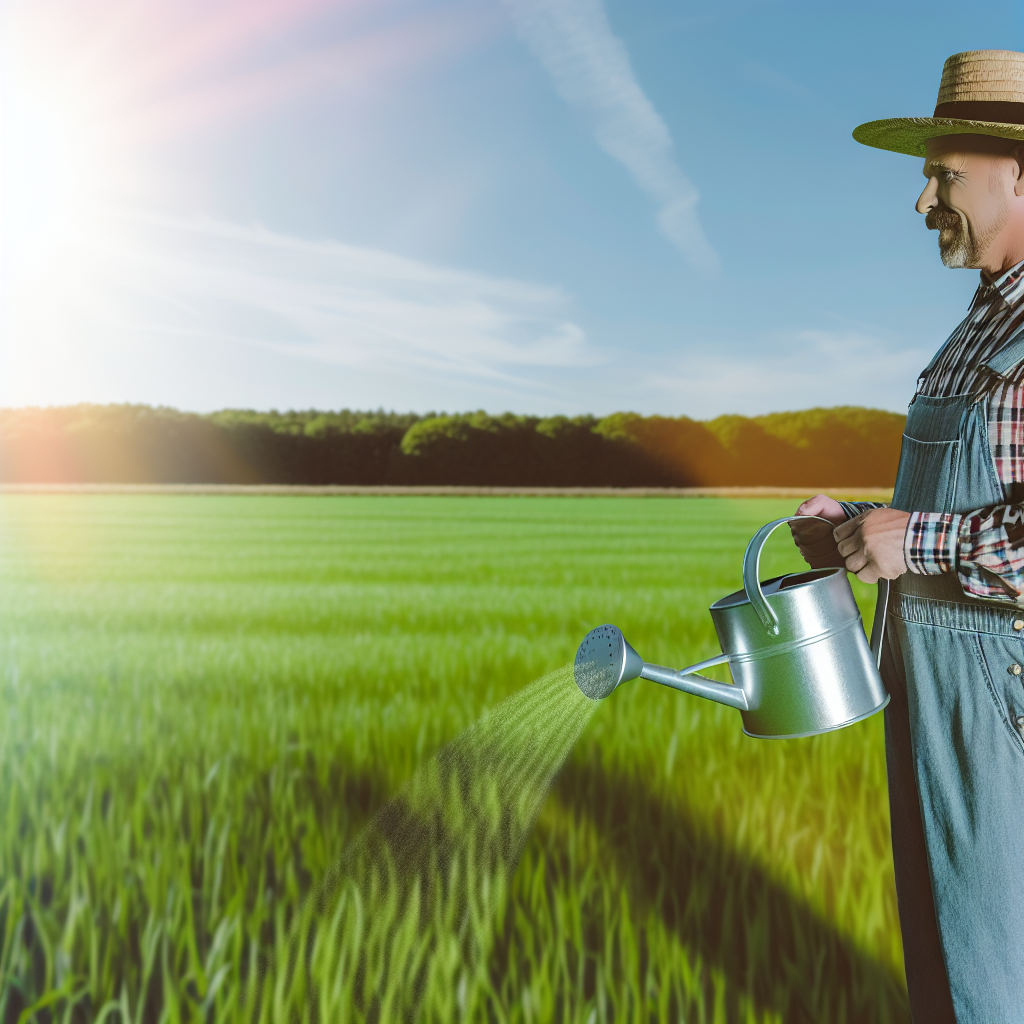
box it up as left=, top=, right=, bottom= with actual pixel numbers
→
left=854, top=50, right=1024, bottom=156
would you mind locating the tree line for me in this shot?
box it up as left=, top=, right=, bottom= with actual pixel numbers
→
left=0, top=404, right=905, bottom=486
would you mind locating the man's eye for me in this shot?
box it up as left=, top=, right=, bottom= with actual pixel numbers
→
left=943, top=169, right=966, bottom=184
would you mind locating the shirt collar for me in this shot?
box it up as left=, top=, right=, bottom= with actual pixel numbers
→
left=977, top=258, right=1024, bottom=310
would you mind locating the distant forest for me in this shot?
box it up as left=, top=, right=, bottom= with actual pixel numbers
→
left=0, top=404, right=905, bottom=487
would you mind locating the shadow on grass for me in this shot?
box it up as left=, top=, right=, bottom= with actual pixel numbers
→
left=1, top=742, right=909, bottom=1023
left=279, top=733, right=908, bottom=1023
left=548, top=759, right=910, bottom=1024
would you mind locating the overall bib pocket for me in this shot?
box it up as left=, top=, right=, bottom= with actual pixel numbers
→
left=891, top=436, right=960, bottom=513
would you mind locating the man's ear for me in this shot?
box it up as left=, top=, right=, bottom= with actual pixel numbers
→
left=1015, top=143, right=1024, bottom=197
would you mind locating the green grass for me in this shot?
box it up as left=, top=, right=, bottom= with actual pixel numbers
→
left=0, top=495, right=907, bottom=1023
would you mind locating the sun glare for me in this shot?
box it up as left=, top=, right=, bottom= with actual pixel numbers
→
left=0, top=1, right=151, bottom=406
left=0, top=0, right=500, bottom=407
left=2, top=11, right=131, bottom=273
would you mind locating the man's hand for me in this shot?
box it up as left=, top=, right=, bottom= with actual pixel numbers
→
left=835, top=508, right=911, bottom=583
left=791, top=494, right=847, bottom=568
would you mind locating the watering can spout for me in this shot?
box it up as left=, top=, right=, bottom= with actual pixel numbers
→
left=574, top=625, right=744, bottom=709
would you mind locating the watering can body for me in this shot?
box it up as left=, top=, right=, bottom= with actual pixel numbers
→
left=574, top=517, right=890, bottom=738
left=710, top=563, right=887, bottom=737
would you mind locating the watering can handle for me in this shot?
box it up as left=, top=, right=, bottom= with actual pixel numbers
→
left=742, top=516, right=839, bottom=636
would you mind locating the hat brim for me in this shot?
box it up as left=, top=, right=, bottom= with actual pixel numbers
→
left=853, top=117, right=1024, bottom=157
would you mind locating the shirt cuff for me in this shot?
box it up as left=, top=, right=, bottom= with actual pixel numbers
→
left=905, top=511, right=962, bottom=575
left=838, top=501, right=887, bottom=520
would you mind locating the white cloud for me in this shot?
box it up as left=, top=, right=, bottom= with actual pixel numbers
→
left=506, top=0, right=718, bottom=272
left=1, top=214, right=926, bottom=418
left=2, top=210, right=597, bottom=408
left=645, top=328, right=926, bottom=416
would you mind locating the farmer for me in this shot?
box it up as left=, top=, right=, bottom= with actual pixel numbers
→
left=792, top=50, right=1024, bottom=1024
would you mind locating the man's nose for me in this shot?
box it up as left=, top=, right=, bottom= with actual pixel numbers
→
left=916, top=176, right=939, bottom=215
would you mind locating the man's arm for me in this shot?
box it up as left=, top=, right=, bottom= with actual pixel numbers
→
left=905, top=506, right=1024, bottom=602
left=796, top=499, right=1024, bottom=598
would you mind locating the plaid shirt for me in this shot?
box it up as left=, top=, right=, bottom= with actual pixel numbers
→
left=847, top=259, right=1024, bottom=602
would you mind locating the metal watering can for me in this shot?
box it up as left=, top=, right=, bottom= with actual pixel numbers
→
left=573, top=516, right=889, bottom=739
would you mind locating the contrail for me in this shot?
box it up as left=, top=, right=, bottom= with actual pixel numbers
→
left=506, top=0, right=720, bottom=273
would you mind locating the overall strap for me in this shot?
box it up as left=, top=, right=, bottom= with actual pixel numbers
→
left=980, top=323, right=1024, bottom=381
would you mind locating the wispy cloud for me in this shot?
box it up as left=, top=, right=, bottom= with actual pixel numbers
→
left=646, top=328, right=924, bottom=416
left=3, top=210, right=596, bottom=408
left=506, top=0, right=719, bottom=272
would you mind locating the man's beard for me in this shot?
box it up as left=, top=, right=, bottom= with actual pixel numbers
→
left=926, top=204, right=976, bottom=267
left=926, top=197, right=1009, bottom=269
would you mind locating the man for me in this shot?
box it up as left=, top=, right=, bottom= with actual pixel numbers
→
left=791, top=50, right=1024, bottom=1023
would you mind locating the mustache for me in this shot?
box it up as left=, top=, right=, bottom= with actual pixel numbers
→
left=926, top=203, right=962, bottom=232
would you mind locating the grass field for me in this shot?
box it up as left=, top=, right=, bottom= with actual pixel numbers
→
left=0, top=495, right=907, bottom=1023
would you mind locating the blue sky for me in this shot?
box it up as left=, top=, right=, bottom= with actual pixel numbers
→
left=2, top=0, right=1023, bottom=416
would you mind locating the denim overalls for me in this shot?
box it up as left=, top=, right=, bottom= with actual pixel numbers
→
left=884, top=329, right=1024, bottom=1023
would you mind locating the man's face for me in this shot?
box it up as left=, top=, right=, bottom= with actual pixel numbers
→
left=917, top=136, right=1020, bottom=270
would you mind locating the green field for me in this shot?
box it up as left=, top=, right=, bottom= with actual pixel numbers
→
left=0, top=495, right=907, bottom=1023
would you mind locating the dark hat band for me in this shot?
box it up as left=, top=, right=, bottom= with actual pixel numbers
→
left=933, top=100, right=1024, bottom=126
